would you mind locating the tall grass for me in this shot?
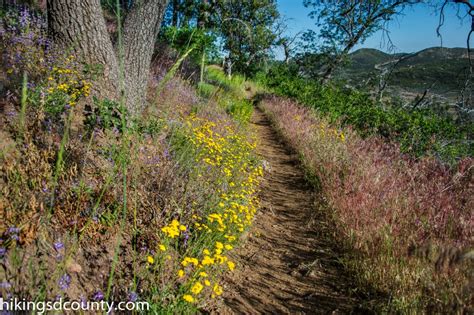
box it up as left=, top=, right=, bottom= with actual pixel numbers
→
left=105, top=0, right=129, bottom=300
left=18, top=71, right=28, bottom=136
left=259, top=95, right=473, bottom=312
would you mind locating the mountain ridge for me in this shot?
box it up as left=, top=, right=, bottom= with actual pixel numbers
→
left=339, top=46, right=470, bottom=99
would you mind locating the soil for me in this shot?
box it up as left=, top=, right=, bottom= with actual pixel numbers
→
left=222, top=109, right=366, bottom=314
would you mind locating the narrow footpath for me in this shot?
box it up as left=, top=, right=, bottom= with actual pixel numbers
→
left=222, top=109, right=364, bottom=314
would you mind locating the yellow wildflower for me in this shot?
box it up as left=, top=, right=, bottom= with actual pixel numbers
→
left=147, top=256, right=154, bottom=264
left=183, top=295, right=194, bottom=303
left=213, top=284, right=223, bottom=296
left=181, top=257, right=199, bottom=267
left=191, top=282, right=204, bottom=295
left=201, top=256, right=214, bottom=266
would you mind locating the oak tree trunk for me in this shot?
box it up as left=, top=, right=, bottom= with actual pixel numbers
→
left=122, top=0, right=167, bottom=113
left=47, top=0, right=168, bottom=115
left=47, top=0, right=119, bottom=100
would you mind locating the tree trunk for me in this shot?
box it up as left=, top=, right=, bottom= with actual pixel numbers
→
left=122, top=0, right=167, bottom=114
left=47, top=0, right=169, bottom=115
left=47, top=0, right=119, bottom=100
left=171, top=0, right=180, bottom=27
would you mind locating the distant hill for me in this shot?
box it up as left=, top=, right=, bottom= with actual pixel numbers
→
left=336, top=47, right=470, bottom=100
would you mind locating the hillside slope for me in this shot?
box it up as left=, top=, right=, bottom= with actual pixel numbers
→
left=337, top=47, right=470, bottom=99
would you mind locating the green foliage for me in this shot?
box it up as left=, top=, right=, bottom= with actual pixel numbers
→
left=336, top=48, right=470, bottom=97
left=197, top=82, right=217, bottom=98
left=160, top=26, right=217, bottom=62
left=163, top=0, right=203, bottom=28
left=213, top=0, right=279, bottom=76
left=205, top=66, right=246, bottom=97
left=260, top=63, right=473, bottom=162
left=300, top=1, right=420, bottom=81
left=302, top=0, right=407, bottom=52
left=133, top=117, right=167, bottom=138
left=201, top=66, right=254, bottom=124
left=85, top=97, right=127, bottom=132
left=161, top=0, right=280, bottom=77
left=226, top=99, right=253, bottom=123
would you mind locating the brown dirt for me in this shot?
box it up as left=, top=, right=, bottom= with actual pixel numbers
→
left=222, top=109, right=364, bottom=314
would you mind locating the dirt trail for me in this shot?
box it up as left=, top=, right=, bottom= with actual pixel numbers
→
left=222, top=109, right=362, bottom=314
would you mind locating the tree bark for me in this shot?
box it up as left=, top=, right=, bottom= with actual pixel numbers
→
left=122, top=0, right=167, bottom=114
left=47, top=0, right=169, bottom=115
left=171, top=0, right=180, bottom=27
left=47, top=0, right=119, bottom=100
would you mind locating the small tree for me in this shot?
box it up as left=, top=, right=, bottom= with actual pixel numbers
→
left=213, top=0, right=279, bottom=76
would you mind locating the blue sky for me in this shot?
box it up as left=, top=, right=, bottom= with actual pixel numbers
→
left=277, top=0, right=472, bottom=54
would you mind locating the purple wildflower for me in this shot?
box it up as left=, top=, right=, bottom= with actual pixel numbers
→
left=7, top=227, right=20, bottom=234
left=42, top=182, right=49, bottom=193
left=0, top=247, right=6, bottom=257
left=19, top=8, right=30, bottom=28
left=58, top=273, right=71, bottom=291
left=53, top=241, right=64, bottom=251
left=93, top=290, right=104, bottom=301
left=0, top=282, right=11, bottom=289
left=80, top=295, right=88, bottom=308
left=128, top=291, right=138, bottom=302
left=183, top=230, right=189, bottom=247
left=6, top=111, right=17, bottom=118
